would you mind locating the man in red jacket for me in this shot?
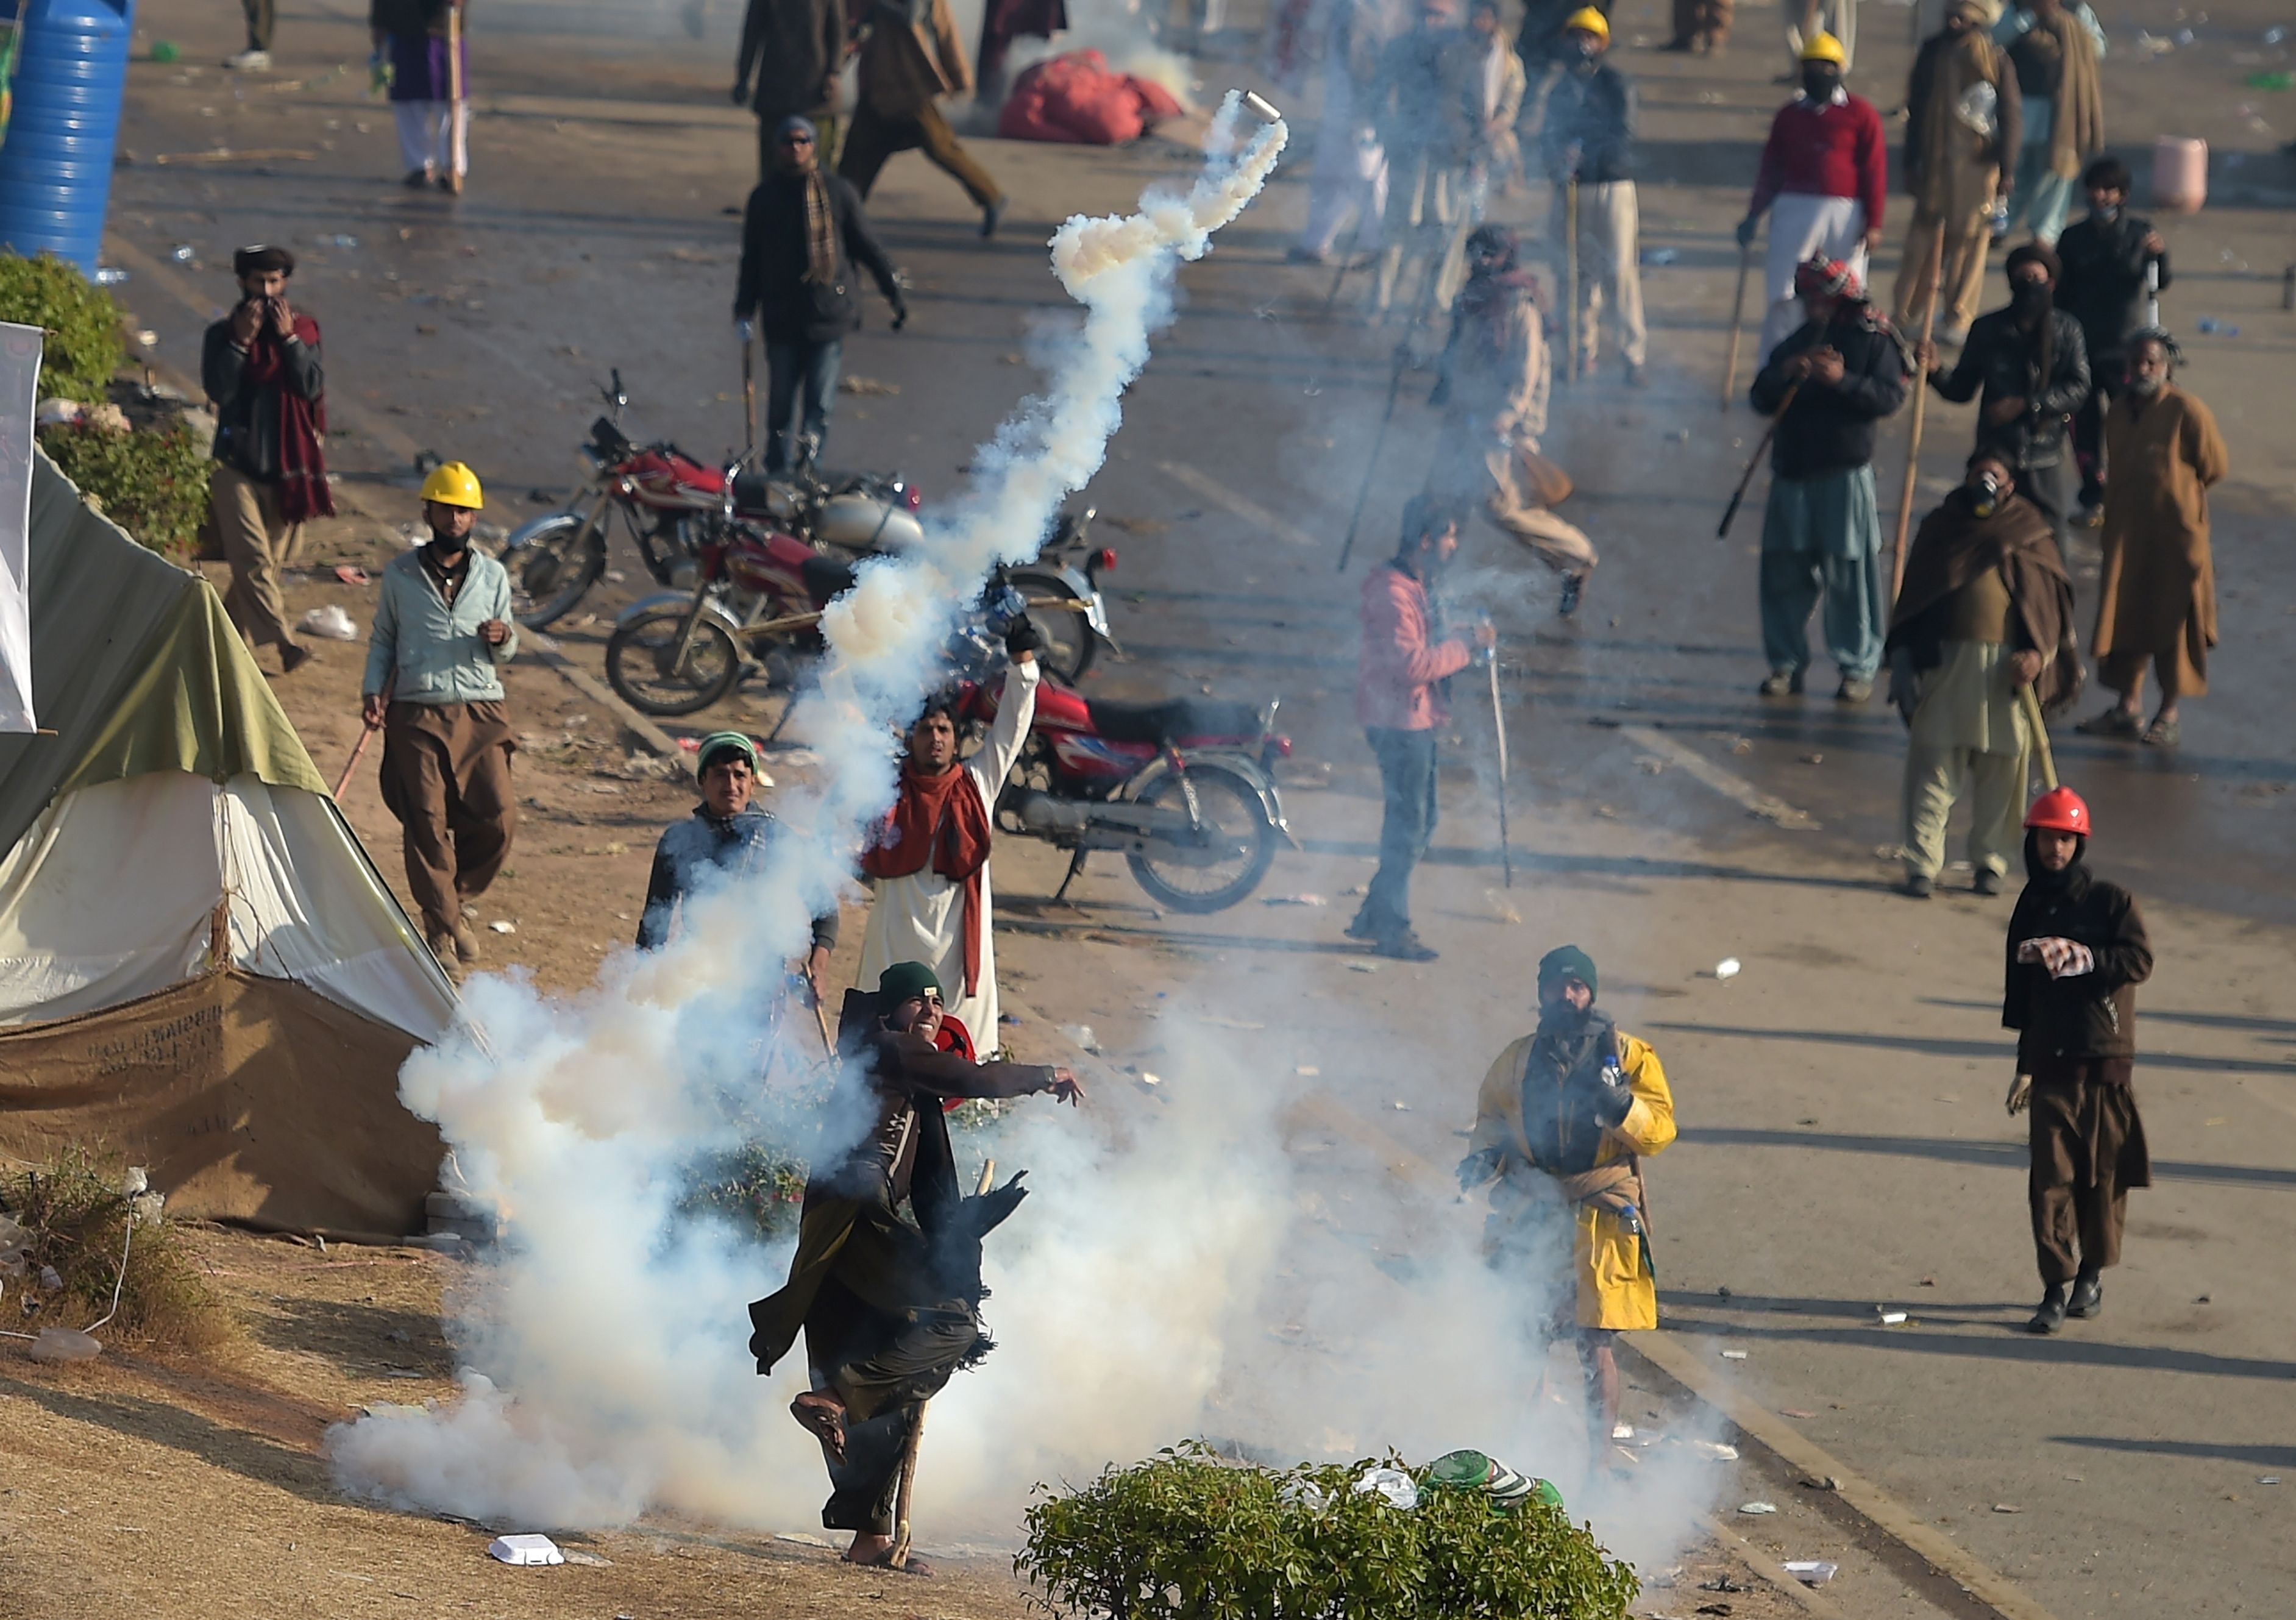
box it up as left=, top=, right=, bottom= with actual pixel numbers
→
left=1736, top=32, right=1886, bottom=360
left=1346, top=498, right=1495, bottom=962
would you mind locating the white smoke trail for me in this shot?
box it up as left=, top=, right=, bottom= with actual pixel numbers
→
left=326, top=96, right=1288, bottom=1531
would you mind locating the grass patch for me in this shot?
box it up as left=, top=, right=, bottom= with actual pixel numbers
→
left=1, top=1147, right=236, bottom=1354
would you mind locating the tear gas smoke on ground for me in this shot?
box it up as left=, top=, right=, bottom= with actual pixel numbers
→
left=327, top=94, right=1290, bottom=1530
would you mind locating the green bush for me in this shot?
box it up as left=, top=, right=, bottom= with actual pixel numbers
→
left=1, top=1145, right=235, bottom=1352
left=1018, top=1443, right=1641, bottom=1620
left=0, top=252, right=124, bottom=402
left=37, top=419, right=213, bottom=555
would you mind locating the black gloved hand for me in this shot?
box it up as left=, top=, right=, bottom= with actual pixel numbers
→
left=1591, top=1073, right=1633, bottom=1129
left=729, top=80, right=749, bottom=106
left=1004, top=613, right=1046, bottom=659
left=1735, top=214, right=1760, bottom=250
left=889, top=296, right=909, bottom=332
left=1456, top=1146, right=1504, bottom=1192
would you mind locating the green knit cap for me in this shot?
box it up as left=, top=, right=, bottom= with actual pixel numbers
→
left=876, top=961, right=942, bottom=1006
left=695, top=730, right=759, bottom=775
left=1537, top=944, right=1598, bottom=1000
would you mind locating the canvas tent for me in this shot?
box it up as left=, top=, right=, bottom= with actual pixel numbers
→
left=0, top=452, right=455, bottom=1234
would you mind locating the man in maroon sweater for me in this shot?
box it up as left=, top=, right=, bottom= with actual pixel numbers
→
left=1736, top=32, right=1886, bottom=360
left=1347, top=498, right=1495, bottom=962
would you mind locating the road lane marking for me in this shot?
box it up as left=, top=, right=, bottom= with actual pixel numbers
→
left=1157, top=461, right=1322, bottom=549
left=1620, top=723, right=1819, bottom=831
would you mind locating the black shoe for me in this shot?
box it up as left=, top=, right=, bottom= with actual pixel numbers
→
left=1558, top=572, right=1586, bottom=619
left=1974, top=869, right=2003, bottom=896
left=2066, top=1272, right=2103, bottom=1318
left=1624, top=360, right=1647, bottom=388
left=2026, top=1283, right=2068, bottom=1334
left=981, top=197, right=1008, bottom=239
left=1900, top=873, right=1933, bottom=899
left=1371, top=931, right=1439, bottom=962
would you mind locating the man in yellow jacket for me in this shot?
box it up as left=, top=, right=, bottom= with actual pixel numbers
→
left=1460, top=943, right=1676, bottom=1461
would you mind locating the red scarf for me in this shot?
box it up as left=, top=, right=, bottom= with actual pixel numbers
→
left=244, top=315, right=335, bottom=523
left=861, top=762, right=993, bottom=995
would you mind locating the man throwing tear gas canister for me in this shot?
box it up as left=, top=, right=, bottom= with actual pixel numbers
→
left=748, top=961, right=1082, bottom=1568
left=1460, top=947, right=1676, bottom=1463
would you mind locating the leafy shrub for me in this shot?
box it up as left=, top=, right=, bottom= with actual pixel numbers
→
left=2, top=1146, right=235, bottom=1352
left=0, top=252, right=124, bottom=402
left=38, top=419, right=213, bottom=555
left=1019, top=1443, right=1640, bottom=1620
left=680, top=1141, right=811, bottom=1240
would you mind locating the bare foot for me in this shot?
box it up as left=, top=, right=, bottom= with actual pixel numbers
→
left=791, top=1390, right=847, bottom=1463
left=844, top=1532, right=894, bottom=1565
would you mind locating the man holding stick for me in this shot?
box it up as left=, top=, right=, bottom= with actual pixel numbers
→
left=1893, top=0, right=2019, bottom=348
left=1748, top=255, right=1907, bottom=703
left=371, top=0, right=467, bottom=193
left=750, top=961, right=1082, bottom=1569
left=1534, top=8, right=1646, bottom=386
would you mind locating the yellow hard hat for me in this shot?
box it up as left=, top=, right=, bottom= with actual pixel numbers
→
left=419, top=460, right=484, bottom=509
left=1563, top=5, right=1610, bottom=40
left=1800, top=29, right=1846, bottom=64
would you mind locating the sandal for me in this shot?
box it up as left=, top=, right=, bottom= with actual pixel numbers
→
left=790, top=1391, right=848, bottom=1463
left=2140, top=717, right=2181, bottom=748
left=2074, top=707, right=2141, bottom=739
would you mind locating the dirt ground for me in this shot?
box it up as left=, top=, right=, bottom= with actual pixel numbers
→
left=0, top=1226, right=1814, bottom=1620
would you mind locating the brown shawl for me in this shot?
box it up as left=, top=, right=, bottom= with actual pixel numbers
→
left=1910, top=21, right=2009, bottom=215
left=2095, top=385, right=2227, bottom=659
left=1889, top=489, right=2082, bottom=712
left=2030, top=7, right=2105, bottom=180
left=860, top=761, right=993, bottom=994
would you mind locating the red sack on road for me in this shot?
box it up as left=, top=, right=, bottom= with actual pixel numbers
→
left=997, top=48, right=1183, bottom=145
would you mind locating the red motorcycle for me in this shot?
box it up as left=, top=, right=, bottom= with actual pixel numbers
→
left=950, top=608, right=1296, bottom=914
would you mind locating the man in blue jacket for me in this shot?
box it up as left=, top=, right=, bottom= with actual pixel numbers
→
left=362, top=461, right=518, bottom=967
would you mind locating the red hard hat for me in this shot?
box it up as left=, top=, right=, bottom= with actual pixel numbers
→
left=2024, top=786, right=2091, bottom=835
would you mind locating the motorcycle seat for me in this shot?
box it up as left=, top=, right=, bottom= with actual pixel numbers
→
left=801, top=552, right=856, bottom=604
left=1085, top=696, right=1264, bottom=745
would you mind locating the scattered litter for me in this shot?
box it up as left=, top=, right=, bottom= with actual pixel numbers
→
left=1782, top=1560, right=1838, bottom=1586
left=1919, top=1274, right=1937, bottom=1286
left=1346, top=960, right=1379, bottom=973
left=135, top=329, right=158, bottom=348
left=1878, top=1309, right=1908, bottom=1325
left=169, top=243, right=196, bottom=261
left=1064, top=1025, right=1099, bottom=1052
left=838, top=374, right=901, bottom=396
left=2270, top=24, right=2289, bottom=42
left=1666, top=427, right=1691, bottom=442
left=1611, top=1423, right=1634, bottom=1440
left=94, top=266, right=130, bottom=285
left=488, top=920, right=516, bottom=935
left=1261, top=892, right=1327, bottom=906
left=1354, top=1466, right=1420, bottom=1510
left=561, top=1550, right=613, bottom=1567
left=1294, top=1065, right=1320, bottom=1076
left=603, top=569, right=627, bottom=583
left=1689, top=1441, right=1739, bottom=1462
left=1714, top=959, right=1741, bottom=980
left=1799, top=751, right=1823, bottom=765
left=486, top=1534, right=564, bottom=1566
left=2195, top=317, right=2240, bottom=336
left=1738, top=1501, right=1777, bottom=1515
left=1780, top=1407, right=1818, bottom=1418
left=1991, top=1503, right=2021, bottom=1514
left=1137, top=1071, right=1162, bottom=1086
left=1486, top=890, right=1522, bottom=923
left=1721, top=1349, right=1748, bottom=1360
left=333, top=564, right=371, bottom=585
left=1640, top=247, right=1680, bottom=265
left=1700, top=1576, right=1750, bottom=1593
left=1391, top=1100, right=1410, bottom=1111
left=325, top=233, right=359, bottom=248
left=38, top=1264, right=62, bottom=1290
left=298, top=603, right=358, bottom=639
left=1802, top=1474, right=1841, bottom=1491
left=1279, top=1478, right=1331, bottom=1511
left=27, top=1327, right=102, bottom=1362
left=2260, top=1476, right=2281, bottom=1485
left=773, top=1532, right=833, bottom=1547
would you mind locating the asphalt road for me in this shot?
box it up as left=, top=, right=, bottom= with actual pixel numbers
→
left=107, top=0, right=2296, bottom=1612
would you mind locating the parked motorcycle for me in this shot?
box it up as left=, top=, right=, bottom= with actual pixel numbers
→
left=947, top=607, right=1295, bottom=914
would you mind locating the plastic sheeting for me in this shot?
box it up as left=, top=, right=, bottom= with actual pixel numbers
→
left=0, top=770, right=456, bottom=1042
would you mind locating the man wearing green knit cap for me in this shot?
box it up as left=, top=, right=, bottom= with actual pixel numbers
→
left=637, top=731, right=838, bottom=997
left=1459, top=943, right=1678, bottom=1465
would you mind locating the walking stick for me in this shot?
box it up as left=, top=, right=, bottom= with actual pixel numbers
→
left=1562, top=177, right=1580, bottom=385
left=886, top=1155, right=995, bottom=1571
left=1721, top=244, right=1752, bottom=409
left=1889, top=230, right=1947, bottom=605
left=2018, top=685, right=2058, bottom=792
left=333, top=673, right=395, bottom=798
left=1486, top=647, right=1512, bottom=889
left=1335, top=341, right=1411, bottom=573
left=1718, top=382, right=1797, bottom=538
left=444, top=0, right=463, bottom=185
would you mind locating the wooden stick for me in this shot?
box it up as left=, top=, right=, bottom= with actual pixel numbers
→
left=2019, top=685, right=2058, bottom=792
left=1720, top=246, right=1752, bottom=409
left=333, top=673, right=394, bottom=798
left=1889, top=229, right=1947, bottom=606
left=1487, top=652, right=1511, bottom=889
left=1335, top=343, right=1409, bottom=574
left=741, top=329, right=757, bottom=458
left=1718, top=382, right=1797, bottom=539
left=1562, top=178, right=1580, bottom=385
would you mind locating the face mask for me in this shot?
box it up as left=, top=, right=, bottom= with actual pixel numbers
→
left=2010, top=279, right=2052, bottom=319
left=1802, top=67, right=1839, bottom=100
left=2089, top=202, right=2120, bottom=222
left=2128, top=372, right=2164, bottom=396
left=1970, top=471, right=2004, bottom=517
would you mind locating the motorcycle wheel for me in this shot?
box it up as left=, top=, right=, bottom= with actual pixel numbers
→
left=1124, top=761, right=1279, bottom=914
left=605, top=607, right=743, bottom=716
left=1010, top=569, right=1095, bottom=683
left=507, top=511, right=606, bottom=630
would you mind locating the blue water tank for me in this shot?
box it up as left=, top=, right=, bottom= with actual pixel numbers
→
left=0, top=0, right=135, bottom=277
